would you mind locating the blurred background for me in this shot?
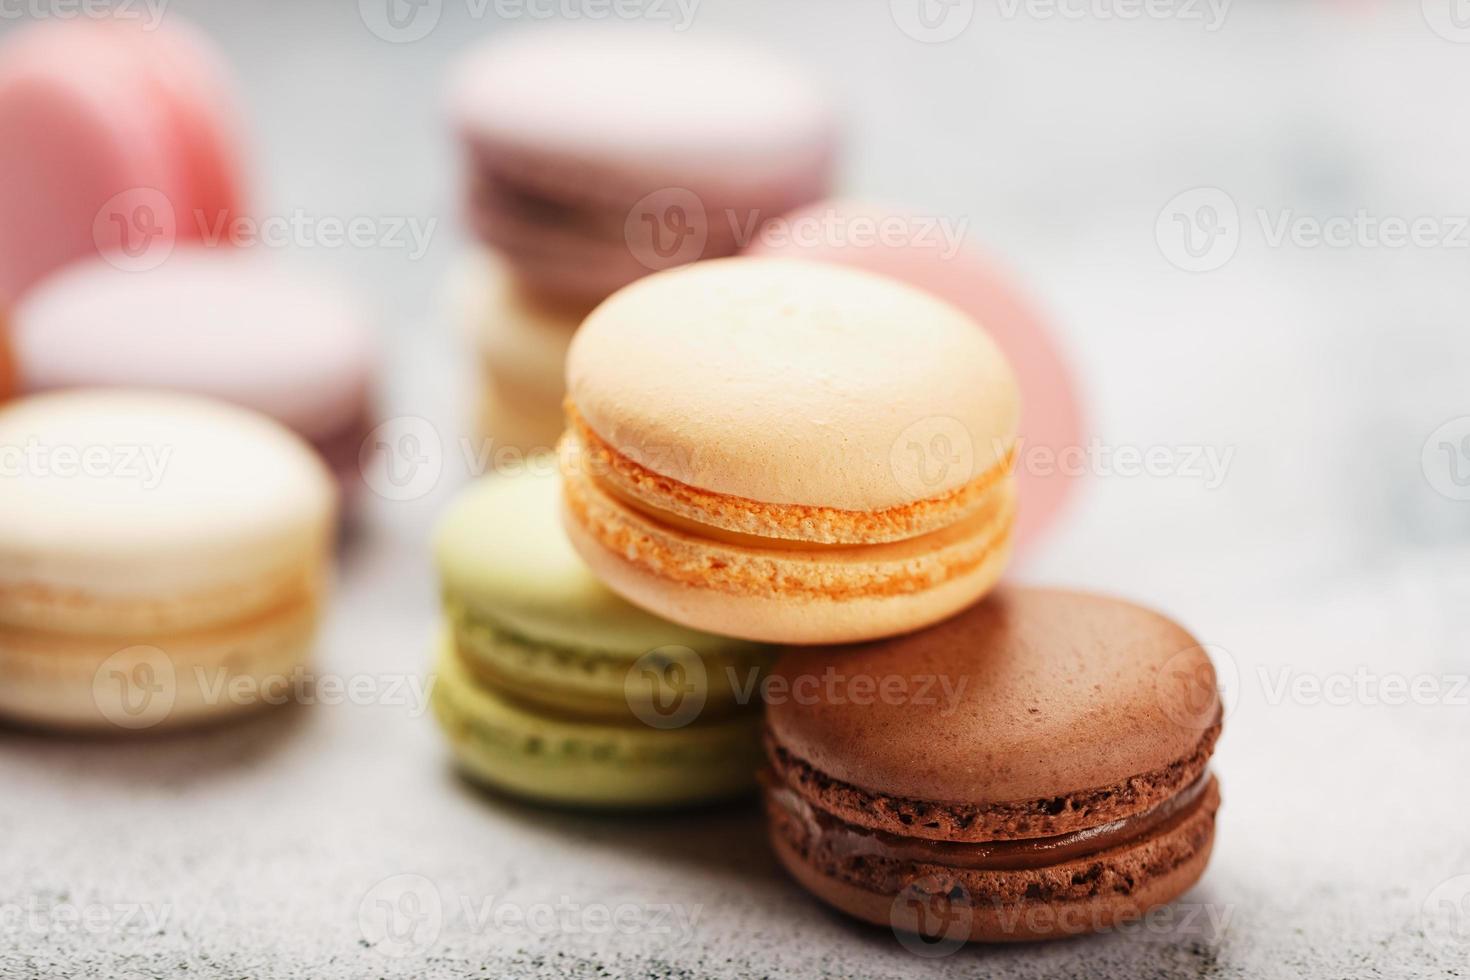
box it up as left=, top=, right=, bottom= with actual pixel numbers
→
left=3, top=1, right=1469, bottom=977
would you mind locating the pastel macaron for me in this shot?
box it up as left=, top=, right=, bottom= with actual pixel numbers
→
left=13, top=247, right=376, bottom=495
left=450, top=249, right=593, bottom=455
left=0, top=17, right=244, bottom=300
left=559, top=257, right=1020, bottom=645
left=447, top=27, right=837, bottom=304
left=764, top=587, right=1223, bottom=942
left=432, top=470, right=773, bottom=808
left=0, top=309, right=14, bottom=403
left=746, top=200, right=1085, bottom=554
left=0, top=390, right=337, bottom=731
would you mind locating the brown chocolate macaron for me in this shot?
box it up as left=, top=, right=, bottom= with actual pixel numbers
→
left=763, top=587, right=1223, bottom=943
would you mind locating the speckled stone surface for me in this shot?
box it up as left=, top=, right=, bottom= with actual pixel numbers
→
left=5, top=0, right=1470, bottom=976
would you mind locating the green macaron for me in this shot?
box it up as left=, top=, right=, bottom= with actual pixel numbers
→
left=430, top=470, right=772, bottom=808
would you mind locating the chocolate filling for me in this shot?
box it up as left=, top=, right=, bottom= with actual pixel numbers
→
left=765, top=772, right=1215, bottom=872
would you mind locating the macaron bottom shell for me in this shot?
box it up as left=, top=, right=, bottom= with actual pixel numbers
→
left=559, top=459, right=1017, bottom=645
left=0, top=597, right=319, bottom=732
left=431, top=637, right=765, bottom=810
left=475, top=377, right=564, bottom=457
left=447, top=600, right=770, bottom=725
left=767, top=786, right=1217, bottom=943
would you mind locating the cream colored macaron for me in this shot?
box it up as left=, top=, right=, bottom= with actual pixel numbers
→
left=453, top=249, right=592, bottom=455
left=559, top=257, right=1020, bottom=644
left=0, top=390, right=337, bottom=730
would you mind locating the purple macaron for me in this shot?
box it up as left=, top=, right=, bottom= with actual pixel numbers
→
left=447, top=26, right=839, bottom=304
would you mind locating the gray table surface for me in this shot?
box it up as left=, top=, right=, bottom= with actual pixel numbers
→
left=4, top=1, right=1470, bottom=976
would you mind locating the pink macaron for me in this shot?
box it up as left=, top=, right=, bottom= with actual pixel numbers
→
left=746, top=200, right=1085, bottom=554
left=447, top=27, right=838, bottom=304
left=12, top=247, right=376, bottom=494
left=0, top=17, right=245, bottom=302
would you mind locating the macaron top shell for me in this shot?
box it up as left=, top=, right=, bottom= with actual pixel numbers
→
left=766, top=587, right=1220, bottom=808
left=0, top=390, right=336, bottom=605
left=0, top=18, right=243, bottom=300
left=434, top=470, right=761, bottom=658
left=15, top=248, right=375, bottom=443
left=448, top=27, right=835, bottom=190
left=566, top=257, right=1019, bottom=512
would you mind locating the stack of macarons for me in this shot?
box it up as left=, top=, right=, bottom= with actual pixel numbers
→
left=0, top=17, right=379, bottom=500
left=463, top=254, right=1222, bottom=942
left=0, top=391, right=337, bottom=731
left=430, top=469, right=773, bottom=808
left=0, top=16, right=362, bottom=733
left=444, top=26, right=837, bottom=453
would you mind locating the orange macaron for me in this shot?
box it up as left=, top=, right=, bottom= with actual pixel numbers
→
left=558, top=257, right=1020, bottom=645
left=0, top=307, right=14, bottom=401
